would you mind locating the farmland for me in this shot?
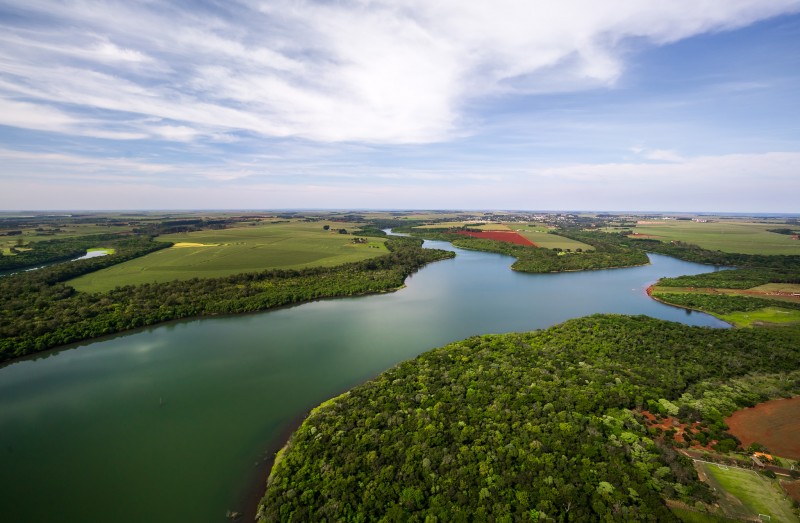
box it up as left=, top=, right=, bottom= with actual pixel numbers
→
left=414, top=221, right=510, bottom=230
left=697, top=462, right=797, bottom=522
left=629, top=220, right=800, bottom=255
left=453, top=229, right=535, bottom=246
left=725, top=397, right=800, bottom=461
left=413, top=222, right=596, bottom=251
left=515, top=226, right=595, bottom=251
left=69, top=221, right=387, bottom=292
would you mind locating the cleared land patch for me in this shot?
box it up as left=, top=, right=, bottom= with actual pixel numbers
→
left=725, top=397, right=800, bottom=461
left=453, top=230, right=536, bottom=246
left=630, top=221, right=800, bottom=255
left=69, top=221, right=388, bottom=292
left=697, top=462, right=797, bottom=522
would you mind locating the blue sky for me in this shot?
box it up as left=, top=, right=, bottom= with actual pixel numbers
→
left=0, top=0, right=798, bottom=212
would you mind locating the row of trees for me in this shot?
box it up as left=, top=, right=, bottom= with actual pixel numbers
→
left=0, top=236, right=453, bottom=361
left=258, top=315, right=800, bottom=521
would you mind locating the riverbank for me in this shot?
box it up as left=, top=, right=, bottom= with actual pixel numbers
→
left=240, top=414, right=306, bottom=522
left=1, top=236, right=454, bottom=363
left=256, top=315, right=800, bottom=520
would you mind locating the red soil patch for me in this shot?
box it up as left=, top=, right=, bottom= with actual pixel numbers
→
left=639, top=410, right=716, bottom=449
left=725, top=396, right=800, bottom=460
left=782, top=480, right=800, bottom=504
left=454, top=230, right=538, bottom=246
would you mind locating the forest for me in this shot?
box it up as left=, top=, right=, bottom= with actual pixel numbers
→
left=0, top=236, right=453, bottom=361
left=258, top=315, right=800, bottom=522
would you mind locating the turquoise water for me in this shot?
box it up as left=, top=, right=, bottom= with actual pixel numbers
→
left=0, top=240, right=727, bottom=522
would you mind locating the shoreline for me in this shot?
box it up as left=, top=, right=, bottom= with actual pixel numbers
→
left=645, top=284, right=733, bottom=328
left=0, top=282, right=412, bottom=369
left=240, top=415, right=306, bottom=522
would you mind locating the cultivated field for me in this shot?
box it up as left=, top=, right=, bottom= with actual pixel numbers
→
left=726, top=397, right=800, bottom=460
left=69, top=221, right=387, bottom=292
left=453, top=230, right=535, bottom=246
left=698, top=462, right=797, bottom=522
left=630, top=220, right=800, bottom=255
left=514, top=226, right=595, bottom=251
left=414, top=221, right=510, bottom=230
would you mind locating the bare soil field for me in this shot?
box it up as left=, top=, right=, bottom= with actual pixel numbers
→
left=725, top=396, right=800, bottom=460
left=782, top=480, right=800, bottom=503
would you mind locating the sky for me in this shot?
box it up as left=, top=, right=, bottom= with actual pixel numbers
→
left=0, top=0, right=799, bottom=212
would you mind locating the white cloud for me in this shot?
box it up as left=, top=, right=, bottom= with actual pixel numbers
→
left=0, top=98, right=77, bottom=132
left=1, top=147, right=797, bottom=212
left=1, top=0, right=798, bottom=143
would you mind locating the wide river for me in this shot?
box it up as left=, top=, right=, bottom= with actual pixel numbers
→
left=0, top=239, right=728, bottom=522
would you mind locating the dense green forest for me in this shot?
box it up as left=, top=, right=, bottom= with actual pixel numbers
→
left=0, top=236, right=452, bottom=361
left=258, top=316, right=800, bottom=522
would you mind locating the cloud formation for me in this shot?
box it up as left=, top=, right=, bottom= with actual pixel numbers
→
left=2, top=0, right=798, bottom=144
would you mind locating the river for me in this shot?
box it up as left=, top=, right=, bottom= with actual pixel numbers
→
left=0, top=239, right=728, bottom=522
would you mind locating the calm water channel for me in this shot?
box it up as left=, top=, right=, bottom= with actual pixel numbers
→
left=0, top=240, right=728, bottom=522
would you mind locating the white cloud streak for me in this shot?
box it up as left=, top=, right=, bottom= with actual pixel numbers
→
left=1, top=0, right=798, bottom=143
left=2, top=148, right=797, bottom=212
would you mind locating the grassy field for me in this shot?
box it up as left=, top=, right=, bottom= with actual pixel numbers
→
left=699, top=462, right=797, bottom=522
left=720, top=307, right=800, bottom=327
left=671, top=506, right=740, bottom=523
left=513, top=226, right=595, bottom=251
left=414, top=221, right=510, bottom=230
left=69, top=221, right=388, bottom=292
left=630, top=220, right=800, bottom=255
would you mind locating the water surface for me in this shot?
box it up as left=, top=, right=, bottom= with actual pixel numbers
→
left=0, top=240, right=727, bottom=522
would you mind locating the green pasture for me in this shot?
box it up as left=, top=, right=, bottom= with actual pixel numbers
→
left=700, top=462, right=797, bottom=522
left=69, top=221, right=388, bottom=293
left=719, top=307, right=800, bottom=328
left=514, top=228, right=595, bottom=251
left=414, top=221, right=509, bottom=230
left=671, top=506, right=740, bottom=523
left=630, top=220, right=800, bottom=255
